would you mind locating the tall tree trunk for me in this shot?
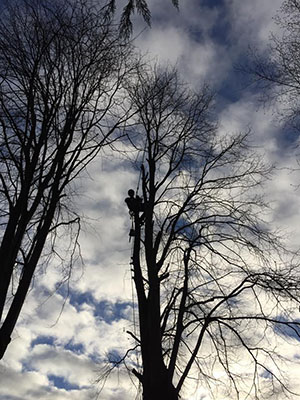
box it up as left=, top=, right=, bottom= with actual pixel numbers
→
left=132, top=209, right=178, bottom=400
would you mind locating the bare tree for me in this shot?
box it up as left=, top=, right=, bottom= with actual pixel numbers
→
left=0, top=0, right=136, bottom=359
left=114, top=68, right=300, bottom=400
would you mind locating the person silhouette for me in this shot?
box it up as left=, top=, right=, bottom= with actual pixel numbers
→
left=125, top=189, right=144, bottom=214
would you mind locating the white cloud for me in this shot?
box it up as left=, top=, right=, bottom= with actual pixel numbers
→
left=227, top=0, right=283, bottom=49
left=135, top=12, right=231, bottom=87
left=29, top=345, right=95, bottom=386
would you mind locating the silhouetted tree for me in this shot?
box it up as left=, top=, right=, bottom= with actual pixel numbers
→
left=112, top=68, right=300, bottom=399
left=0, top=0, right=135, bottom=359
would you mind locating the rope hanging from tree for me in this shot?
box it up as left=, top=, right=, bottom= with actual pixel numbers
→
left=125, top=142, right=148, bottom=369
left=135, top=140, right=147, bottom=196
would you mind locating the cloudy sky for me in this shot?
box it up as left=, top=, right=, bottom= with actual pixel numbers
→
left=1, top=0, right=300, bottom=399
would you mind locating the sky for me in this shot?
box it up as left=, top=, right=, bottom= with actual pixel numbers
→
left=1, top=0, right=300, bottom=399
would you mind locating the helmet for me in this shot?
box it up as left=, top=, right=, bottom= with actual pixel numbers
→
left=128, top=189, right=135, bottom=197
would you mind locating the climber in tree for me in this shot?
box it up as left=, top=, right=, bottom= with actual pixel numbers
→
left=125, top=189, right=144, bottom=215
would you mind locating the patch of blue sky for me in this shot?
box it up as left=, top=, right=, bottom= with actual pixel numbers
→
left=203, top=0, right=231, bottom=45
left=60, top=286, right=133, bottom=323
left=217, top=77, right=247, bottom=105
left=48, top=374, right=80, bottom=390
left=30, top=327, right=84, bottom=355
left=174, top=216, right=201, bottom=240
left=67, top=289, right=95, bottom=309
left=274, top=316, right=300, bottom=341
left=64, top=340, right=85, bottom=355
left=94, top=300, right=133, bottom=323
left=30, top=335, right=56, bottom=348
left=180, top=0, right=229, bottom=42
left=225, top=296, right=239, bottom=307
left=190, top=5, right=249, bottom=104
left=260, top=369, right=273, bottom=379
left=21, top=360, right=36, bottom=373
left=275, top=125, right=300, bottom=149
left=107, top=349, right=123, bottom=365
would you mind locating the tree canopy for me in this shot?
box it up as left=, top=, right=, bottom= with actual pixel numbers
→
left=106, top=66, right=300, bottom=399
left=0, top=0, right=135, bottom=359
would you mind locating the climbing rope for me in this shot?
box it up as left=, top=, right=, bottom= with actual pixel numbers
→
left=135, top=141, right=147, bottom=196
left=126, top=140, right=147, bottom=372
left=130, top=232, right=140, bottom=372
